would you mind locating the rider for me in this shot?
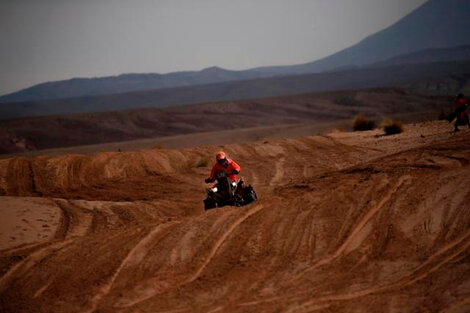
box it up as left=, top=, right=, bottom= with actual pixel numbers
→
left=454, top=93, right=469, bottom=132
left=205, top=151, right=241, bottom=193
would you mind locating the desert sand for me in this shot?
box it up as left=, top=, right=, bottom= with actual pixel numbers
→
left=0, top=120, right=469, bottom=312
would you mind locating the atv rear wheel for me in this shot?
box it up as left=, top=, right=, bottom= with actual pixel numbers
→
left=243, top=185, right=257, bottom=205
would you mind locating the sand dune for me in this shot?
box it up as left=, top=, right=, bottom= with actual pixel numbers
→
left=0, top=121, right=469, bottom=313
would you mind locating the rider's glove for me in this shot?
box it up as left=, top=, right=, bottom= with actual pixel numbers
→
left=205, top=177, right=213, bottom=183
left=230, top=170, right=239, bottom=175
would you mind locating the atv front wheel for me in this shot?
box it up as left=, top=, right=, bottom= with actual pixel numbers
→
left=204, top=198, right=216, bottom=210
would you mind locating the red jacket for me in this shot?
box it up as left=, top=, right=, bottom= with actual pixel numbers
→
left=210, top=158, right=241, bottom=182
left=455, top=97, right=468, bottom=118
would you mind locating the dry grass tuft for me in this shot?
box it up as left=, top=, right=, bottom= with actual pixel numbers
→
left=382, top=118, right=404, bottom=135
left=353, top=114, right=376, bottom=131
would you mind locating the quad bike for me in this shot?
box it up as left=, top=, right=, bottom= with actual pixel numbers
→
left=203, top=169, right=257, bottom=210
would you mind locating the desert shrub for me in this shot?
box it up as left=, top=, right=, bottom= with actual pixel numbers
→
left=196, top=156, right=209, bottom=168
left=382, top=118, right=404, bottom=135
left=353, top=114, right=376, bottom=131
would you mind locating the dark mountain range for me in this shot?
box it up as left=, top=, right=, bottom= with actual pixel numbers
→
left=1, top=0, right=469, bottom=104
left=0, top=66, right=273, bottom=104
left=0, top=60, right=469, bottom=120
left=249, top=0, right=470, bottom=75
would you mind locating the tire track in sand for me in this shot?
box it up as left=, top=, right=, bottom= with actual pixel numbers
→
left=0, top=240, right=72, bottom=294
left=0, top=241, right=50, bottom=256
left=290, top=175, right=411, bottom=281
left=119, top=204, right=265, bottom=309
left=184, top=203, right=264, bottom=284
left=285, top=231, right=470, bottom=312
left=239, top=230, right=470, bottom=311
left=83, top=221, right=180, bottom=313
left=270, top=158, right=285, bottom=188
left=53, top=200, right=93, bottom=239
left=33, top=276, right=55, bottom=298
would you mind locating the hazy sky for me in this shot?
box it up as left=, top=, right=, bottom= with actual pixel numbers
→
left=0, top=0, right=428, bottom=95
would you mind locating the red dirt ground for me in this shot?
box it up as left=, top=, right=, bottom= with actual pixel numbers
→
left=0, top=121, right=469, bottom=313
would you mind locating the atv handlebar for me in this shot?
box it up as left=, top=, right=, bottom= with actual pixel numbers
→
left=205, top=169, right=239, bottom=184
